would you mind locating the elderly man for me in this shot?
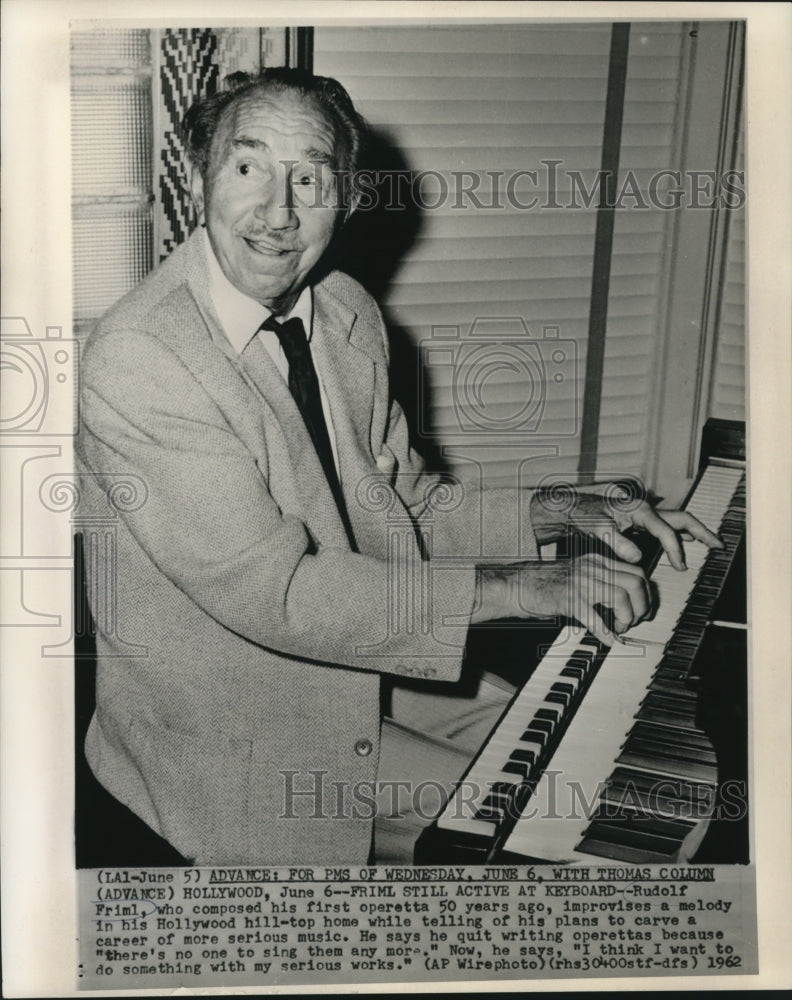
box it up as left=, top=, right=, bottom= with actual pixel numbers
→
left=77, top=68, right=720, bottom=866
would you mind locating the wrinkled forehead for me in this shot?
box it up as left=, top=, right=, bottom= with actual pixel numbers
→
left=211, top=87, right=338, bottom=162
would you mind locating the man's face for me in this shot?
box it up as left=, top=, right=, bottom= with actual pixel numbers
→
left=195, top=88, right=343, bottom=312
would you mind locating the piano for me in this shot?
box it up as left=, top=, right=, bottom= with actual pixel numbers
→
left=416, top=419, right=747, bottom=865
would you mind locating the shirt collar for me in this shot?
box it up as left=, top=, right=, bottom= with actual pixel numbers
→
left=203, top=227, right=313, bottom=355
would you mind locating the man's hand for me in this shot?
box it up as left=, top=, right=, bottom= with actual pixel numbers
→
left=530, top=483, right=724, bottom=571
left=472, top=554, right=652, bottom=646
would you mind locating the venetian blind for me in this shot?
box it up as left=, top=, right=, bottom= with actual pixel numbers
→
left=314, top=23, right=688, bottom=490
left=315, top=25, right=611, bottom=488
left=71, top=30, right=154, bottom=339
left=709, top=131, right=746, bottom=423
left=599, top=24, right=686, bottom=481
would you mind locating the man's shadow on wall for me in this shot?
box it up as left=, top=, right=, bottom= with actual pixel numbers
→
left=326, top=128, right=448, bottom=473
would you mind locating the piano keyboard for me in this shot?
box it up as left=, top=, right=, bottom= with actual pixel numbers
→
left=431, top=460, right=746, bottom=865
left=628, top=463, right=745, bottom=649
left=436, top=627, right=610, bottom=843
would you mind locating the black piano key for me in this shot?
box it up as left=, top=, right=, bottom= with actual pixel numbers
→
left=629, top=717, right=703, bottom=741
left=484, top=783, right=514, bottom=806
left=648, top=673, right=690, bottom=694
left=623, top=736, right=718, bottom=770
left=546, top=682, right=574, bottom=707
left=502, top=760, right=532, bottom=779
left=474, top=782, right=522, bottom=823
left=600, top=783, right=703, bottom=822
left=476, top=802, right=505, bottom=819
left=480, top=791, right=510, bottom=811
left=621, top=732, right=718, bottom=766
left=639, top=691, right=696, bottom=710
left=577, top=822, right=683, bottom=861
left=681, top=606, right=710, bottom=620
left=641, top=690, right=699, bottom=712
left=638, top=696, right=698, bottom=721
left=575, top=837, right=682, bottom=863
left=651, top=664, right=689, bottom=684
left=472, top=807, right=502, bottom=822
left=589, top=803, right=696, bottom=837
left=489, top=781, right=520, bottom=797
left=674, top=623, right=707, bottom=640
left=535, top=706, right=562, bottom=725
left=604, top=768, right=716, bottom=818
left=574, top=837, right=673, bottom=864
left=607, top=765, right=712, bottom=798
left=635, top=706, right=698, bottom=730
left=628, top=720, right=716, bottom=755
left=517, top=727, right=544, bottom=748
left=617, top=741, right=718, bottom=782
left=530, top=717, right=555, bottom=739
left=665, top=638, right=703, bottom=657
left=668, top=630, right=704, bottom=646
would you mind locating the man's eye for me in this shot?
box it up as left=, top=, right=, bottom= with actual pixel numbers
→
left=237, top=162, right=254, bottom=177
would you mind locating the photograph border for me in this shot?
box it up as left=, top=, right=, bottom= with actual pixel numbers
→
left=1, top=1, right=790, bottom=995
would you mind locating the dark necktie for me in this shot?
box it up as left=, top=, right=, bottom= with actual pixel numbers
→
left=260, top=315, right=357, bottom=550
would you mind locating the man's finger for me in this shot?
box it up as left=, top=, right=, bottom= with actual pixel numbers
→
left=585, top=520, right=643, bottom=563
left=593, top=566, right=650, bottom=628
left=608, top=585, right=637, bottom=633
left=657, top=509, right=725, bottom=549
left=632, top=506, right=686, bottom=570
left=584, top=553, right=652, bottom=627
left=577, top=602, right=618, bottom=647
left=586, top=551, right=648, bottom=581
left=613, top=569, right=651, bottom=624
left=569, top=561, right=629, bottom=645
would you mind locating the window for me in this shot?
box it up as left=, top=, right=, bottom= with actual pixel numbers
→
left=315, top=22, right=745, bottom=500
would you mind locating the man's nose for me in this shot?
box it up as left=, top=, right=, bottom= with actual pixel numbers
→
left=253, top=162, right=298, bottom=230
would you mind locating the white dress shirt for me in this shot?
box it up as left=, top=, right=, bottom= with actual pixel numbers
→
left=203, top=228, right=341, bottom=476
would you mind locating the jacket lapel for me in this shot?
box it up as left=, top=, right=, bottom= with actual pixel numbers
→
left=239, top=339, right=342, bottom=524
left=311, top=286, right=391, bottom=554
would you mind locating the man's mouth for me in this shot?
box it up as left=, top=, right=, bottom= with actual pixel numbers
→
left=242, top=236, right=296, bottom=256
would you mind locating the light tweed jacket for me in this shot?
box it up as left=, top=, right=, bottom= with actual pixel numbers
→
left=77, top=228, right=538, bottom=865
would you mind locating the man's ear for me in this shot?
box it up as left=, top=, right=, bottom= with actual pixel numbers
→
left=345, top=184, right=360, bottom=220
left=338, top=191, right=359, bottom=227
left=186, top=160, right=205, bottom=220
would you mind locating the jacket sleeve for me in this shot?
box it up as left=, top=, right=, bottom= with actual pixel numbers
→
left=78, top=327, right=475, bottom=683
left=365, top=305, right=540, bottom=565
left=379, top=396, right=540, bottom=564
